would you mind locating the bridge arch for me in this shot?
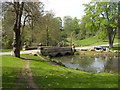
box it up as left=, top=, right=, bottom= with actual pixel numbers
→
left=55, top=53, right=63, bottom=57
left=64, top=52, right=72, bottom=55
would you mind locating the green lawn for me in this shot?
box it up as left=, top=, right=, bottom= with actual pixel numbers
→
left=73, top=37, right=119, bottom=46
left=0, top=49, right=12, bottom=52
left=2, top=55, right=119, bottom=88
left=2, top=55, right=25, bottom=89
left=110, top=44, right=120, bottom=51
left=0, top=49, right=24, bottom=52
left=26, top=55, right=119, bottom=88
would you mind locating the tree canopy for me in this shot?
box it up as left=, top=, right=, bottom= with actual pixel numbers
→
left=82, top=2, right=118, bottom=48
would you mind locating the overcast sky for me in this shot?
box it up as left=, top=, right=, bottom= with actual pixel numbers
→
left=41, top=0, right=92, bottom=20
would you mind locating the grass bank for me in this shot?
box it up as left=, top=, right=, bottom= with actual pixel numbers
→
left=73, top=37, right=119, bottom=46
left=2, top=55, right=25, bottom=89
left=77, top=51, right=119, bottom=56
left=26, top=54, right=118, bottom=88
left=2, top=55, right=119, bottom=88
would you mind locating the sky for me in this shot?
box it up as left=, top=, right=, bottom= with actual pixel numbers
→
left=40, top=0, right=92, bottom=20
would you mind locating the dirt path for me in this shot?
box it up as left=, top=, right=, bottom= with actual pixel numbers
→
left=12, top=59, right=42, bottom=90
left=22, top=59, right=40, bottom=89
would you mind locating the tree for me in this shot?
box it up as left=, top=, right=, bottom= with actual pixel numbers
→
left=34, top=12, right=62, bottom=46
left=21, top=2, right=44, bottom=46
left=2, top=2, right=44, bottom=57
left=118, top=1, right=120, bottom=39
left=63, top=16, right=80, bottom=41
left=84, top=2, right=118, bottom=48
left=12, top=2, right=24, bottom=58
left=63, top=16, right=73, bottom=37
left=2, top=7, right=15, bottom=49
left=71, top=17, right=80, bottom=36
left=78, top=16, right=88, bottom=40
left=55, top=17, right=63, bottom=31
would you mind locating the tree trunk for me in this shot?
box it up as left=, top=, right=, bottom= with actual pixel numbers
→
left=46, top=26, right=49, bottom=46
left=107, top=27, right=113, bottom=48
left=13, top=26, right=21, bottom=57
left=118, top=1, right=120, bottom=39
left=12, top=2, right=24, bottom=58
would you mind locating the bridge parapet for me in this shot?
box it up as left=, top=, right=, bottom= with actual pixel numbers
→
left=39, top=46, right=74, bottom=57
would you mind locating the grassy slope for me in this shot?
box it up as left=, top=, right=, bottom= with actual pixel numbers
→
left=2, top=55, right=119, bottom=88
left=25, top=55, right=119, bottom=88
left=73, top=37, right=119, bottom=46
left=2, top=55, right=25, bottom=89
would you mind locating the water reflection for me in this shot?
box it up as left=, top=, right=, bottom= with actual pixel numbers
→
left=53, top=55, right=119, bottom=73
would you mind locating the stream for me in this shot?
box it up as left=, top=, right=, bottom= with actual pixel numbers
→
left=53, top=55, right=119, bottom=73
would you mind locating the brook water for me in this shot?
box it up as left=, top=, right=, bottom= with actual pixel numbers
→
left=54, top=55, right=119, bottom=73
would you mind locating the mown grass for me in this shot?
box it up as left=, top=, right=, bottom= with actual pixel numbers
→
left=23, top=54, right=119, bottom=88
left=2, top=55, right=119, bottom=89
left=2, top=55, right=25, bottom=89
left=73, top=37, right=119, bottom=46
left=0, top=49, right=12, bottom=52
left=0, top=49, right=24, bottom=52
left=110, top=44, right=120, bottom=51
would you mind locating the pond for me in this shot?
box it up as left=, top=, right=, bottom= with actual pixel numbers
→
left=53, top=55, right=119, bottom=73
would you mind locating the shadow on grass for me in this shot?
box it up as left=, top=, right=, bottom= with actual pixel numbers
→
left=20, top=56, right=45, bottom=62
left=33, top=74, right=118, bottom=88
left=112, top=47, right=120, bottom=51
left=2, top=67, right=24, bottom=89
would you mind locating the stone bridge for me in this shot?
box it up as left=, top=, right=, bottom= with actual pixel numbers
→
left=39, top=46, right=75, bottom=57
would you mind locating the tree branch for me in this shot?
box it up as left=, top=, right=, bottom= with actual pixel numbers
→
left=21, top=14, right=31, bottom=36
